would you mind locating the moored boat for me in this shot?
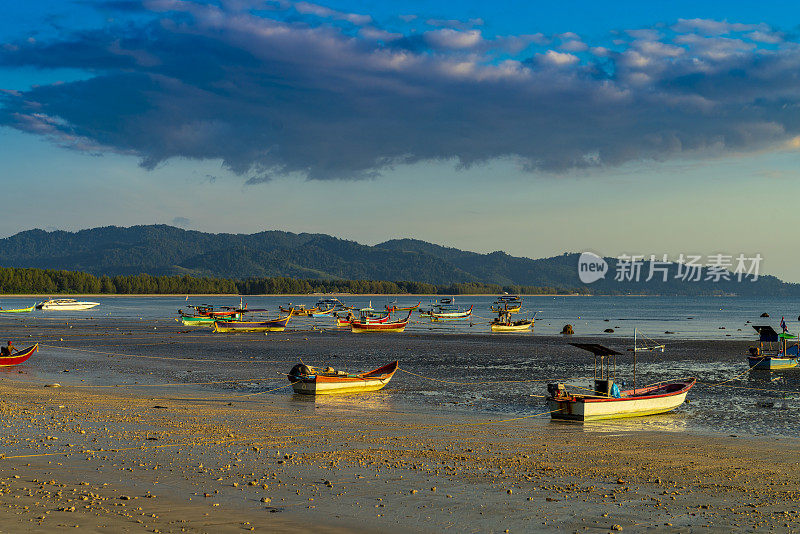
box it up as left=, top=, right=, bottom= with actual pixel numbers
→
left=287, top=361, right=398, bottom=395
left=0, top=304, right=35, bottom=313
left=280, top=305, right=317, bottom=316
left=548, top=378, right=696, bottom=421
left=36, top=299, right=99, bottom=311
left=336, top=307, right=391, bottom=327
left=386, top=301, right=422, bottom=313
left=491, top=309, right=537, bottom=332
left=212, top=315, right=291, bottom=333
left=546, top=333, right=694, bottom=421
left=491, top=318, right=533, bottom=332
left=430, top=305, right=473, bottom=321
left=748, top=324, right=799, bottom=370
left=0, top=344, right=38, bottom=367
left=351, top=311, right=412, bottom=333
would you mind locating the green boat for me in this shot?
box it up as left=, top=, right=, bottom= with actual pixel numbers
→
left=0, top=304, right=35, bottom=313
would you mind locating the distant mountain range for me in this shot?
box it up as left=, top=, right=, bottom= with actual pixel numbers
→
left=0, top=225, right=796, bottom=295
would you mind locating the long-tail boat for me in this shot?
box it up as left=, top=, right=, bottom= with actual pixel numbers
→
left=546, top=332, right=694, bottom=421
left=0, top=304, right=35, bottom=313
left=212, top=315, right=291, bottom=333
left=279, top=305, right=319, bottom=317
left=748, top=324, right=799, bottom=370
left=0, top=344, right=38, bottom=367
left=491, top=310, right=539, bottom=332
left=386, top=301, right=422, bottom=313
left=351, top=311, right=412, bottom=333
left=491, top=295, right=522, bottom=314
left=336, top=306, right=391, bottom=327
left=430, top=305, right=473, bottom=322
left=287, top=361, right=398, bottom=395
left=177, top=305, right=254, bottom=326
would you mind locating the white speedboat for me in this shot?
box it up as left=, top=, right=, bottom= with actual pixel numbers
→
left=36, top=298, right=100, bottom=311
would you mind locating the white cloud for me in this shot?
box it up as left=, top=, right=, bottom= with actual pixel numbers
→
left=425, top=29, right=482, bottom=50
left=539, top=50, right=579, bottom=66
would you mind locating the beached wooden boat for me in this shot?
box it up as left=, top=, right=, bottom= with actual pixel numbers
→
left=547, top=378, right=696, bottom=421
left=212, top=316, right=291, bottom=333
left=351, top=312, right=411, bottom=333
left=0, top=304, right=35, bottom=313
left=748, top=325, right=799, bottom=370
left=491, top=309, right=536, bottom=332
left=0, top=344, right=38, bottom=367
left=546, top=334, right=694, bottom=421
left=491, top=319, right=532, bottom=332
left=287, top=361, right=398, bottom=395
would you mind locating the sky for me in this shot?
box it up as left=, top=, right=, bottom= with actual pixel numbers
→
left=3, top=1, right=800, bottom=280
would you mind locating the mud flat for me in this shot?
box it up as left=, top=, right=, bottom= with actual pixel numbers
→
left=2, top=379, right=800, bottom=533
left=1, top=317, right=799, bottom=532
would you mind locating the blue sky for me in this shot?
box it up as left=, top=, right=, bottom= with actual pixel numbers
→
left=3, top=1, right=800, bottom=281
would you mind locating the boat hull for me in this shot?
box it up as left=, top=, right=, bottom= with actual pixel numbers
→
left=748, top=356, right=799, bottom=370
left=289, top=361, right=398, bottom=395
left=0, top=305, right=35, bottom=313
left=38, top=301, right=99, bottom=311
left=491, top=321, right=532, bottom=332
left=0, top=344, right=38, bottom=367
left=548, top=379, right=695, bottom=421
left=430, top=305, right=473, bottom=321
left=351, top=322, right=407, bottom=333
left=213, top=317, right=290, bottom=333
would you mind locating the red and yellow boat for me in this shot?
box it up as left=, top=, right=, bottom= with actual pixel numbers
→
left=0, top=344, right=38, bottom=367
left=350, top=311, right=412, bottom=333
left=287, top=361, right=398, bottom=394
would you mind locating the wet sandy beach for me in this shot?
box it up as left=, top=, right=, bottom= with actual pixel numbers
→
left=1, top=316, right=800, bottom=532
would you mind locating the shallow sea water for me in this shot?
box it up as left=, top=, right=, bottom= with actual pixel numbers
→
left=2, top=295, right=800, bottom=440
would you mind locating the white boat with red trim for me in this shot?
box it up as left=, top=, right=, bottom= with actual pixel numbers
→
left=546, top=331, right=694, bottom=421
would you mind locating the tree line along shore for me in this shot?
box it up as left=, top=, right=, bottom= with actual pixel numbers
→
left=0, top=265, right=583, bottom=296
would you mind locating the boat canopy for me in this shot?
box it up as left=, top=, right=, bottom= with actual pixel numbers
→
left=568, top=343, right=623, bottom=356
left=753, top=325, right=779, bottom=342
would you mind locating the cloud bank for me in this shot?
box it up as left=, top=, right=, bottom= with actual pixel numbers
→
left=1, top=3, right=799, bottom=181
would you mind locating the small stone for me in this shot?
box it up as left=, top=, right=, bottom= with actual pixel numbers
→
left=261, top=497, right=271, bottom=503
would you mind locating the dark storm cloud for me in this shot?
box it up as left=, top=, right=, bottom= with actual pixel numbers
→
left=1, top=1, right=800, bottom=181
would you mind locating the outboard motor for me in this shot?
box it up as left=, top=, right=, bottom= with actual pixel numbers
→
left=547, top=383, right=566, bottom=399
left=288, top=363, right=314, bottom=381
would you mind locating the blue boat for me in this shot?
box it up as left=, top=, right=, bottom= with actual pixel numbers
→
left=748, top=325, right=799, bottom=370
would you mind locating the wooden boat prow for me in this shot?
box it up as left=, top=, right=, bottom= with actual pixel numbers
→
left=0, top=344, right=38, bottom=367
left=288, top=360, right=399, bottom=395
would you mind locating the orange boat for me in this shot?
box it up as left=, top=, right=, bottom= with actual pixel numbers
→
left=0, top=344, right=38, bottom=367
left=287, top=361, right=398, bottom=395
left=350, top=311, right=412, bottom=333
